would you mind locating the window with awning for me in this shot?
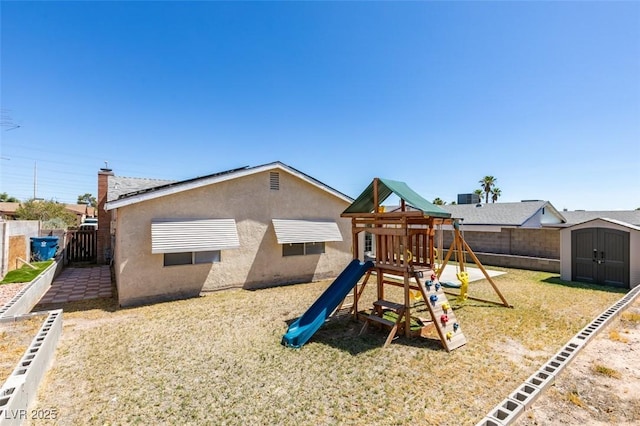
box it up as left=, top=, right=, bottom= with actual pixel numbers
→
left=151, top=219, right=240, bottom=254
left=272, top=219, right=343, bottom=244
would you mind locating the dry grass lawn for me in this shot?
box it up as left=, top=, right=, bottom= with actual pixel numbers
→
left=0, top=315, right=47, bottom=383
left=27, top=268, right=625, bottom=425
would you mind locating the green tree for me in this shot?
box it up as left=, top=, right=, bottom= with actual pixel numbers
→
left=432, top=197, right=446, bottom=205
left=491, top=187, right=502, bottom=203
left=473, top=189, right=483, bottom=203
left=0, top=192, right=19, bottom=202
left=77, top=193, right=97, bottom=208
left=479, top=176, right=497, bottom=204
left=15, top=199, right=77, bottom=229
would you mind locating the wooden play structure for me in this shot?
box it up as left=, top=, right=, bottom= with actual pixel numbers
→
left=340, top=178, right=511, bottom=351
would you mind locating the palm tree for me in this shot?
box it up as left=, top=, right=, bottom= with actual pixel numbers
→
left=491, top=187, right=502, bottom=203
left=432, top=197, right=446, bottom=205
left=479, top=176, right=497, bottom=204
left=473, top=189, right=483, bottom=203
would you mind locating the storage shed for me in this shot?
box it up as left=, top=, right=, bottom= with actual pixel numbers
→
left=560, top=218, right=640, bottom=289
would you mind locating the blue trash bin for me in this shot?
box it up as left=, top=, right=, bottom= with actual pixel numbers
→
left=30, top=237, right=59, bottom=261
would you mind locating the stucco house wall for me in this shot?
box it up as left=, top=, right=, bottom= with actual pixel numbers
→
left=112, top=168, right=353, bottom=306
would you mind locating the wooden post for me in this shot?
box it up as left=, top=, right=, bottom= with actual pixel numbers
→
left=428, top=219, right=435, bottom=267
left=437, top=239, right=455, bottom=279
left=461, top=237, right=512, bottom=307
left=373, top=178, right=379, bottom=213
left=454, top=224, right=465, bottom=272
left=404, top=270, right=411, bottom=336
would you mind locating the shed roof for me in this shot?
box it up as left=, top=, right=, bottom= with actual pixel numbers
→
left=561, top=210, right=640, bottom=226
left=342, top=178, right=451, bottom=218
left=561, top=217, right=640, bottom=232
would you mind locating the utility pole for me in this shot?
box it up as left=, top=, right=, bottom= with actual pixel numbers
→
left=33, top=161, right=37, bottom=199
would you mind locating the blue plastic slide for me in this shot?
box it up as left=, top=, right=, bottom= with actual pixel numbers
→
left=282, top=259, right=374, bottom=348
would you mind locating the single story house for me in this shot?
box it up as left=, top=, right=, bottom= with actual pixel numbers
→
left=0, top=202, right=19, bottom=220
left=0, top=202, right=95, bottom=225
left=438, top=201, right=566, bottom=271
left=98, top=162, right=354, bottom=307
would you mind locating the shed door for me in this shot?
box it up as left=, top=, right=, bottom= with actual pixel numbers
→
left=571, top=228, right=630, bottom=288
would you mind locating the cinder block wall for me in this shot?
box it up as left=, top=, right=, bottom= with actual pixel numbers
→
left=442, top=228, right=560, bottom=260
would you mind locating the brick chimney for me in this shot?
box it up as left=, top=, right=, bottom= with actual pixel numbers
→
left=97, top=166, right=114, bottom=264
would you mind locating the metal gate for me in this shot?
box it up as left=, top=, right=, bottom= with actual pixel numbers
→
left=572, top=227, right=630, bottom=288
left=66, top=229, right=98, bottom=263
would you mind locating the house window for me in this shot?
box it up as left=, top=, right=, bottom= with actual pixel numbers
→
left=270, top=172, right=280, bottom=190
left=364, top=232, right=373, bottom=253
left=164, top=250, right=221, bottom=266
left=282, top=242, right=325, bottom=257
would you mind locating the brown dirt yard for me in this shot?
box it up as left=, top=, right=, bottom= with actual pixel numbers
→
left=21, top=268, right=637, bottom=425
left=516, top=297, right=640, bottom=426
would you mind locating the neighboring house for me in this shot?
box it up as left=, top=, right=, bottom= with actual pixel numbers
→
left=65, top=204, right=97, bottom=225
left=98, top=162, right=354, bottom=307
left=0, top=202, right=19, bottom=220
left=437, top=201, right=565, bottom=271
left=561, top=210, right=640, bottom=227
left=0, top=202, right=96, bottom=224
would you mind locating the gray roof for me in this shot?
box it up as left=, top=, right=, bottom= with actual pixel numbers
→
left=108, top=176, right=176, bottom=202
left=561, top=210, right=640, bottom=226
left=441, top=201, right=562, bottom=226
left=106, top=161, right=352, bottom=210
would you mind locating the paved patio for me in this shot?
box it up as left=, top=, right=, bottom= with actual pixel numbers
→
left=38, top=266, right=113, bottom=304
left=438, top=264, right=506, bottom=284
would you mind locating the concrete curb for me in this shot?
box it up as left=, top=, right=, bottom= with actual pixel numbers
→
left=0, top=260, right=62, bottom=318
left=0, top=310, right=63, bottom=425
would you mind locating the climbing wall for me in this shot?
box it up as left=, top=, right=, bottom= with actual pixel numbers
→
left=417, top=272, right=467, bottom=352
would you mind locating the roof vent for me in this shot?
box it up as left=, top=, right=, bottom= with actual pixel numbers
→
left=475, top=203, right=482, bottom=207
left=270, top=172, right=280, bottom=190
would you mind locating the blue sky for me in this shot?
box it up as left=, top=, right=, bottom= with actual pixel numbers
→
left=1, top=1, right=639, bottom=210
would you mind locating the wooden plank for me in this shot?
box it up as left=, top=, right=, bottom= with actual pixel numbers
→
left=373, top=299, right=405, bottom=312
left=365, top=314, right=396, bottom=328
left=461, top=237, right=512, bottom=308
left=415, top=271, right=467, bottom=352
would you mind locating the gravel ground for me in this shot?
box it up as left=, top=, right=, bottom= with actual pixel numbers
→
left=0, top=282, right=29, bottom=307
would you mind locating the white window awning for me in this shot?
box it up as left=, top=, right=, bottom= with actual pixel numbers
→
left=151, top=219, right=240, bottom=254
left=272, top=219, right=343, bottom=244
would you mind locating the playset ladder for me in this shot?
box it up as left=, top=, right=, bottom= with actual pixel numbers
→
left=414, top=269, right=467, bottom=352
left=359, top=299, right=406, bottom=347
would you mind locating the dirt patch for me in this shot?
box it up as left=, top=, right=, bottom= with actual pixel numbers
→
left=0, top=315, right=46, bottom=383
left=517, top=298, right=640, bottom=425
